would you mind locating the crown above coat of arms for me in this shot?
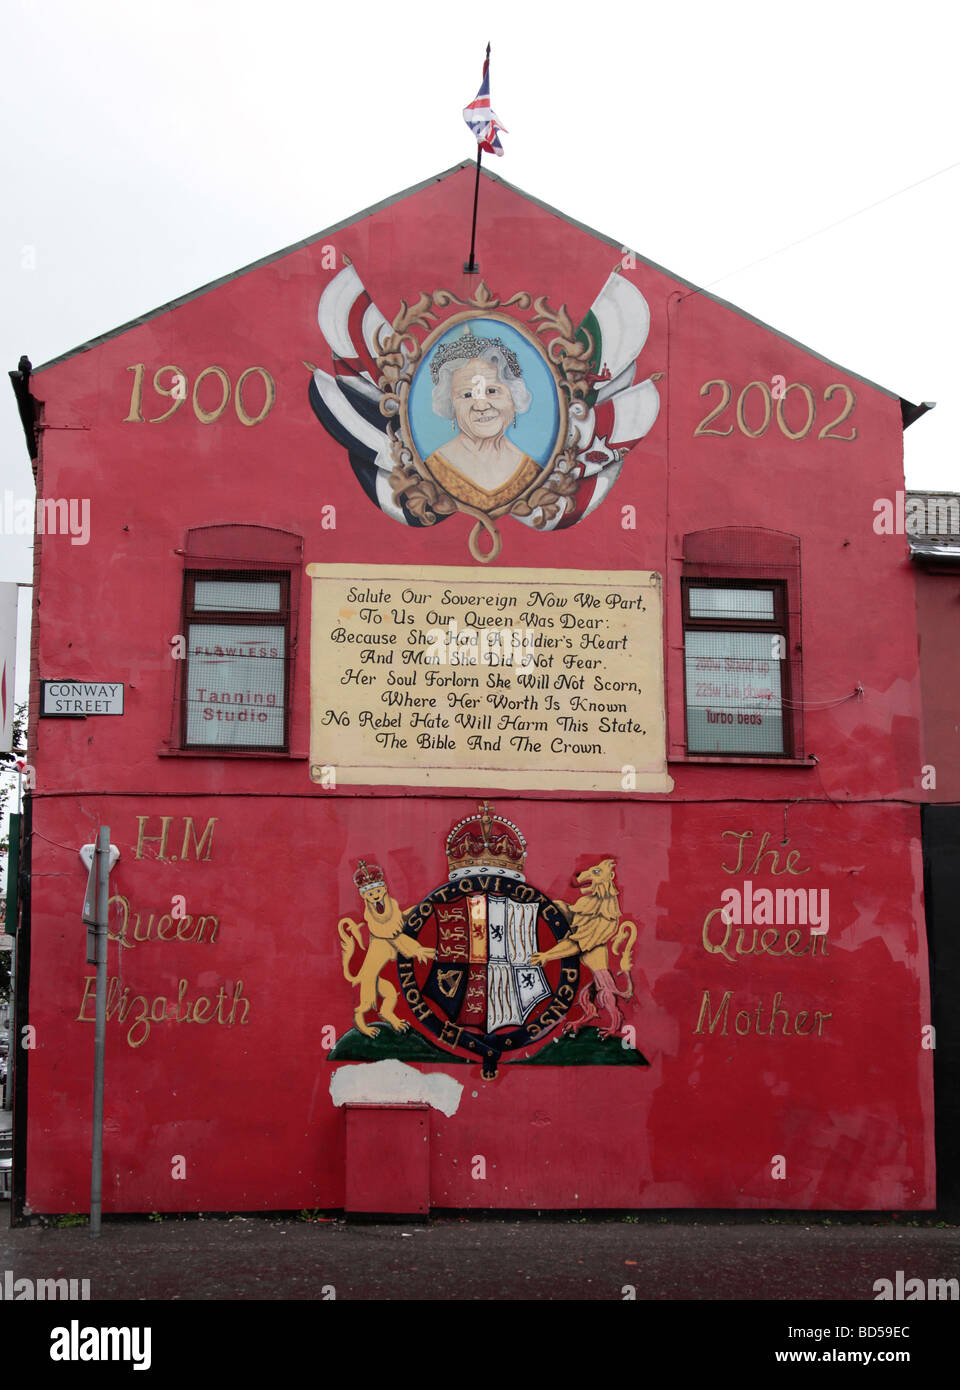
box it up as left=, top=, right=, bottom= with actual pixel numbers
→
left=446, top=801, right=527, bottom=881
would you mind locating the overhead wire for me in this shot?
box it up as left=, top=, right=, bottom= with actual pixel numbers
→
left=681, top=156, right=960, bottom=294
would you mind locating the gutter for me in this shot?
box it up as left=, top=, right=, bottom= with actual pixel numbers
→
left=8, top=356, right=38, bottom=466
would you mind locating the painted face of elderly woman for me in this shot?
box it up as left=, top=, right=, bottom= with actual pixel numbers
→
left=451, top=360, right=516, bottom=444
left=426, top=340, right=538, bottom=505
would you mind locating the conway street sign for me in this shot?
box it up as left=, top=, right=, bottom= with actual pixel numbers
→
left=41, top=682, right=124, bottom=716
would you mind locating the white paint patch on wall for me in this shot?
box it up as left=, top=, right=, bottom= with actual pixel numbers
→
left=329, top=1060, right=464, bottom=1117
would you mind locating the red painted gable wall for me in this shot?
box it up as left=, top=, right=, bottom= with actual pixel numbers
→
left=19, top=165, right=933, bottom=1212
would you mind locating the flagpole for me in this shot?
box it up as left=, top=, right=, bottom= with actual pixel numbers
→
left=464, top=40, right=491, bottom=274
left=465, top=145, right=483, bottom=274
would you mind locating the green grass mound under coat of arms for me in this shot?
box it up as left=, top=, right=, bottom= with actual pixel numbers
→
left=510, top=1031, right=649, bottom=1065
left=328, top=1027, right=468, bottom=1063
left=327, top=1027, right=649, bottom=1066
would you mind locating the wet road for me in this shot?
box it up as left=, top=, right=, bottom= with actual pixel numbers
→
left=1, top=1214, right=957, bottom=1301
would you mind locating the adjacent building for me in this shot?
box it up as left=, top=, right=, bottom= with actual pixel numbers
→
left=909, top=492, right=960, bottom=1216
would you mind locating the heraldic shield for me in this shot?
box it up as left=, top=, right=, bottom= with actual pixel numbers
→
left=424, top=888, right=552, bottom=1030
left=394, top=803, right=580, bottom=1073
left=399, top=876, right=577, bottom=1073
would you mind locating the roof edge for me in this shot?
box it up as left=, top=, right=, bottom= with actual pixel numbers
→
left=32, top=161, right=902, bottom=403
left=8, top=358, right=39, bottom=461
left=477, top=166, right=900, bottom=403
left=31, top=161, right=476, bottom=374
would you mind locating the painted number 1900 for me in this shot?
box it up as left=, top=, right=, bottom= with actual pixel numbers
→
left=124, top=364, right=276, bottom=426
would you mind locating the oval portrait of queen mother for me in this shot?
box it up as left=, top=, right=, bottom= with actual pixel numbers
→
left=406, top=317, right=563, bottom=514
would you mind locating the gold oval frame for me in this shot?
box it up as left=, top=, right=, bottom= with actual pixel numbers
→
left=399, top=310, right=569, bottom=523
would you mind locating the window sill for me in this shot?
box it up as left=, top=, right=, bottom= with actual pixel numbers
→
left=669, top=754, right=815, bottom=768
left=157, top=747, right=308, bottom=760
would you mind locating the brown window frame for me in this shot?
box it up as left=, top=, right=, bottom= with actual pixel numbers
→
left=681, top=577, right=794, bottom=759
left=179, top=569, right=292, bottom=753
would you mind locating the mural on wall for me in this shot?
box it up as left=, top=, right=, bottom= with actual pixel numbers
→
left=331, top=801, right=649, bottom=1076
left=308, top=261, right=661, bottom=562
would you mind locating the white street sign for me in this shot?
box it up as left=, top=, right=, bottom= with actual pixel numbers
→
left=42, top=682, right=124, bottom=716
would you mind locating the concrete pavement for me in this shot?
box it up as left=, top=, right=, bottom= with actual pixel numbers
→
left=1, top=1213, right=957, bottom=1301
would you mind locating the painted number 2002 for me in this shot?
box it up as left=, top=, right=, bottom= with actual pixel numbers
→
left=694, top=380, right=857, bottom=441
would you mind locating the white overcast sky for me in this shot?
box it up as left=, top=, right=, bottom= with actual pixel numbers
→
left=1, top=0, right=958, bottom=713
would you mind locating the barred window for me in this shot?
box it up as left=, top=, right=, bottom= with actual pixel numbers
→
left=172, top=526, right=303, bottom=755
left=681, top=530, right=802, bottom=760
left=182, top=573, right=289, bottom=749
left=683, top=582, right=788, bottom=755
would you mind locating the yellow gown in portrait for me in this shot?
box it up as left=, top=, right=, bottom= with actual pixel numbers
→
left=425, top=449, right=540, bottom=512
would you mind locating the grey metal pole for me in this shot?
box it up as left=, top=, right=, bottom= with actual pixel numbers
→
left=89, top=824, right=109, bottom=1237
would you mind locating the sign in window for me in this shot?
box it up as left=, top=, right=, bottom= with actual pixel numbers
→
left=685, top=629, right=784, bottom=755
left=185, top=624, right=286, bottom=746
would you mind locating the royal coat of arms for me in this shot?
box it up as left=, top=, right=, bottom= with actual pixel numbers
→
left=307, top=261, right=661, bottom=562
left=333, top=802, right=647, bottom=1076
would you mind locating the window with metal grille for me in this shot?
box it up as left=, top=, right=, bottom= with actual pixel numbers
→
left=681, top=529, right=802, bottom=759
left=182, top=572, right=289, bottom=749
left=172, top=526, right=303, bottom=754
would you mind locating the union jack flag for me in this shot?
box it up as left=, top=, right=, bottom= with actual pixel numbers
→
left=463, top=44, right=507, bottom=156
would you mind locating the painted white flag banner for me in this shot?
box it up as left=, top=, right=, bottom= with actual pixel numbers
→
left=0, top=583, right=18, bottom=753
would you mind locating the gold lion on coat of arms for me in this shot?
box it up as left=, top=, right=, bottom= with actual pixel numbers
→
left=530, top=858, right=638, bottom=1036
left=337, top=861, right=436, bottom=1037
